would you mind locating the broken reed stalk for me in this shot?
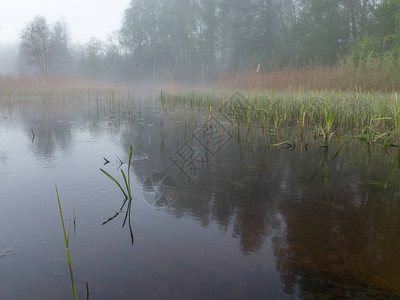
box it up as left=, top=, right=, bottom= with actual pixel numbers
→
left=56, top=185, right=78, bottom=300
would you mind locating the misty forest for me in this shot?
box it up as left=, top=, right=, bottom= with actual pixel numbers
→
left=1, top=1, right=400, bottom=300
left=1, top=0, right=398, bottom=88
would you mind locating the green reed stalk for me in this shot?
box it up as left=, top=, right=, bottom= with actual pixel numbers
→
left=100, top=169, right=129, bottom=199
left=127, top=145, right=132, bottom=194
left=56, top=185, right=78, bottom=300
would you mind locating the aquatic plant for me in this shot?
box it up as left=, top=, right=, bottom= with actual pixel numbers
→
left=56, top=185, right=77, bottom=300
left=392, top=93, right=400, bottom=141
left=166, top=89, right=400, bottom=147
left=313, top=101, right=343, bottom=148
left=100, top=145, right=133, bottom=200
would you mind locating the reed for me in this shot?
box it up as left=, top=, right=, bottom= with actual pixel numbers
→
left=100, top=145, right=133, bottom=200
left=217, top=54, right=400, bottom=93
left=56, top=185, right=78, bottom=300
left=313, top=101, right=343, bottom=147
left=392, top=93, right=400, bottom=141
left=166, top=89, right=400, bottom=147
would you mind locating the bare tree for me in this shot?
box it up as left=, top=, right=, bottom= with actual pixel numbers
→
left=19, top=16, right=51, bottom=76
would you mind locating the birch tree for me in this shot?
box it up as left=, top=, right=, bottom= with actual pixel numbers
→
left=19, top=16, right=52, bottom=76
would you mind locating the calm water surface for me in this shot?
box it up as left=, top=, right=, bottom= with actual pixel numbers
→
left=1, top=92, right=400, bottom=299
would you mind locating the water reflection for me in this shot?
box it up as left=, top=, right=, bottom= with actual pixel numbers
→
left=274, top=186, right=400, bottom=298
left=102, top=197, right=134, bottom=245
left=2, top=95, right=399, bottom=298
left=119, top=104, right=400, bottom=296
left=143, top=173, right=177, bottom=207
left=310, top=144, right=343, bottom=183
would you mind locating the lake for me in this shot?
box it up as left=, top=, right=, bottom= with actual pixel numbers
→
left=1, top=89, right=400, bottom=299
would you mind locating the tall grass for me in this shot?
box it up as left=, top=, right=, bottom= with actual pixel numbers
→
left=217, top=55, right=400, bottom=93
left=167, top=89, right=400, bottom=146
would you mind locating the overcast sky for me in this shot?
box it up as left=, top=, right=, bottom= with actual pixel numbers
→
left=0, top=0, right=131, bottom=45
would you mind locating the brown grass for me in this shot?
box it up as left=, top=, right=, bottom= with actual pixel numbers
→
left=2, top=56, right=398, bottom=94
left=218, top=60, right=399, bottom=93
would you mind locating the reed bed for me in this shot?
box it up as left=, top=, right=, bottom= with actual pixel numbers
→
left=165, top=89, right=400, bottom=147
left=2, top=74, right=399, bottom=146
left=218, top=59, right=400, bottom=93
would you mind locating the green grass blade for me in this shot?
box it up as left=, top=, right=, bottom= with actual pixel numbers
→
left=335, top=133, right=343, bottom=144
left=267, top=141, right=289, bottom=147
left=55, top=185, right=78, bottom=300
left=128, top=146, right=132, bottom=193
left=121, top=170, right=132, bottom=199
left=100, top=168, right=128, bottom=199
left=56, top=185, right=68, bottom=248
left=66, top=248, right=78, bottom=300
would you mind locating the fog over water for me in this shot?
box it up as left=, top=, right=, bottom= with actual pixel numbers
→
left=2, top=1, right=400, bottom=299
left=0, top=1, right=392, bottom=82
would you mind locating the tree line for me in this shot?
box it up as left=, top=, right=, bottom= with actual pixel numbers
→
left=18, top=0, right=400, bottom=81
